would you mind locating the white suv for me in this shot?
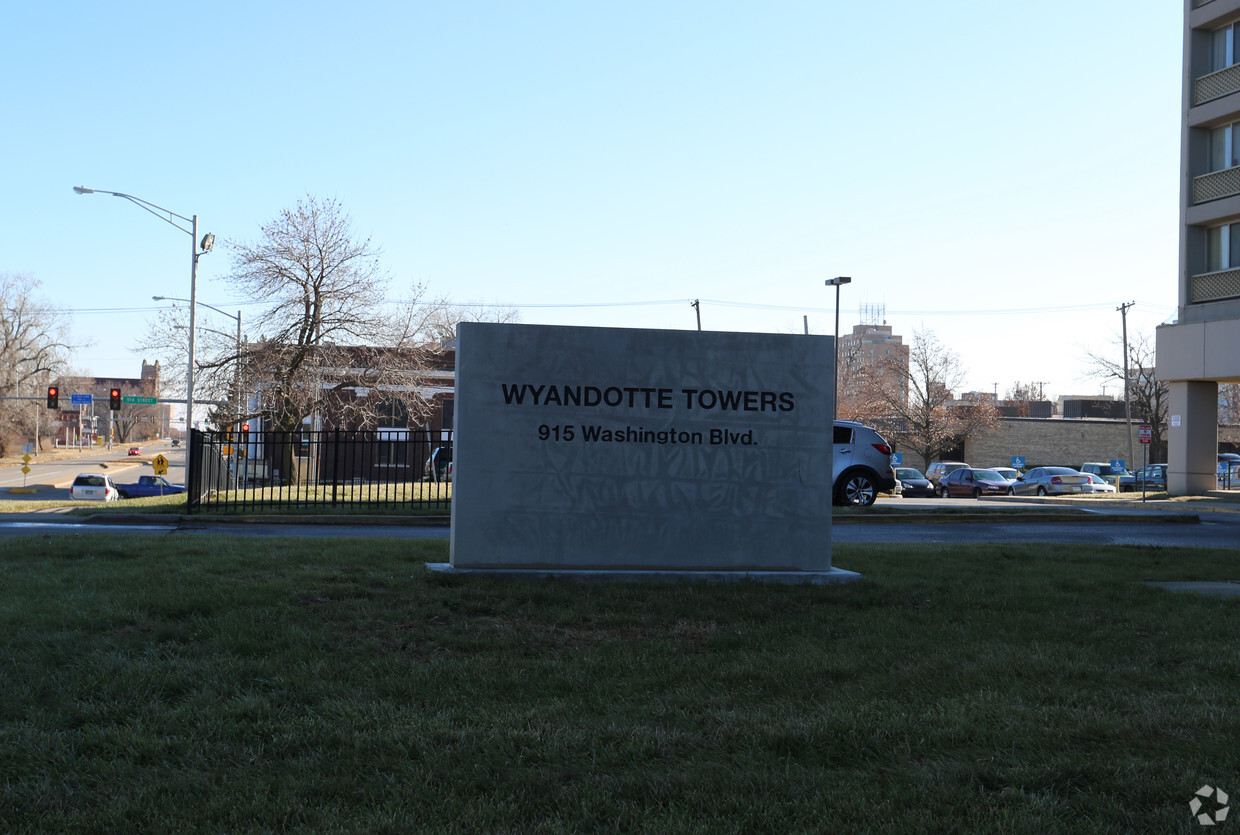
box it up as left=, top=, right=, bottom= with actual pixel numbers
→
left=70, top=473, right=119, bottom=502
left=833, top=420, right=897, bottom=506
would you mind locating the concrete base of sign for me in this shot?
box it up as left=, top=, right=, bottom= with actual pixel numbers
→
left=426, top=562, right=861, bottom=585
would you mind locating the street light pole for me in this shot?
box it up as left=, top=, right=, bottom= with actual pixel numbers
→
left=825, top=276, right=852, bottom=421
left=73, top=186, right=214, bottom=438
left=154, top=295, right=242, bottom=435
left=188, top=214, right=199, bottom=435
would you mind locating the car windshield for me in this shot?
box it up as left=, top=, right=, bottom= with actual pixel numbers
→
left=896, top=469, right=924, bottom=479
left=974, top=470, right=1006, bottom=482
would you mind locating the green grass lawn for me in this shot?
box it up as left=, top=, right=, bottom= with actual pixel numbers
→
left=1, top=535, right=1237, bottom=832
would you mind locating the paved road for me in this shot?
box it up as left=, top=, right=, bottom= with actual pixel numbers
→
left=0, top=440, right=185, bottom=499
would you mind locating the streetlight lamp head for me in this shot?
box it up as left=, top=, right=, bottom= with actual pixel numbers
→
left=825, top=276, right=852, bottom=287
left=73, top=186, right=94, bottom=194
left=152, top=296, right=166, bottom=301
left=199, top=233, right=215, bottom=252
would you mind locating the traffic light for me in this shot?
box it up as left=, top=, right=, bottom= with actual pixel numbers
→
left=109, top=388, right=122, bottom=410
left=46, top=386, right=58, bottom=409
left=242, top=423, right=250, bottom=432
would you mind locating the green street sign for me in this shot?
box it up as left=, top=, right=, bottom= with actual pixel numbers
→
left=122, top=396, right=158, bottom=405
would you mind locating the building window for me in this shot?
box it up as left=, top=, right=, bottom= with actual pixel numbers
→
left=376, top=429, right=408, bottom=466
left=1209, top=122, right=1240, bottom=172
left=1206, top=222, right=1240, bottom=271
left=376, top=400, right=409, bottom=467
left=1211, top=23, right=1240, bottom=72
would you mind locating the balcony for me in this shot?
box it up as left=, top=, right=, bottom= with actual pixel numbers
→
left=1196, top=63, right=1240, bottom=105
left=1194, top=165, right=1240, bottom=202
left=1192, top=267, right=1240, bottom=302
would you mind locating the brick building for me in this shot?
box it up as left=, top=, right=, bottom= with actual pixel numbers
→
left=52, top=361, right=168, bottom=445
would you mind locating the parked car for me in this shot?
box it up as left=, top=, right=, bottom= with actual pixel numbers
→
left=1219, top=459, right=1240, bottom=489
left=988, top=467, right=1020, bottom=483
left=1081, top=472, right=1117, bottom=494
left=1131, top=464, right=1168, bottom=492
left=832, top=420, right=898, bottom=507
left=925, top=461, right=969, bottom=487
left=893, top=467, right=936, bottom=498
left=937, top=467, right=1014, bottom=498
left=1080, top=461, right=1133, bottom=491
left=424, top=447, right=453, bottom=482
left=69, top=473, right=119, bottom=502
left=1011, top=466, right=1092, bottom=496
left=128, top=447, right=141, bottom=456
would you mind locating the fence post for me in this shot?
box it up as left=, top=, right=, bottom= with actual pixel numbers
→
left=331, top=428, right=340, bottom=507
left=187, top=428, right=199, bottom=512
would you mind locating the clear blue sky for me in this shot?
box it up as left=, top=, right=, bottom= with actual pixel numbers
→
left=2, top=0, right=1182, bottom=401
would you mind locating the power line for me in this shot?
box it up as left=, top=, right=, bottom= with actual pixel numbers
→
left=63, top=297, right=1175, bottom=318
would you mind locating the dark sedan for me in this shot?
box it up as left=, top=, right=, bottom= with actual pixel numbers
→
left=894, top=467, right=936, bottom=498
left=937, top=467, right=1014, bottom=498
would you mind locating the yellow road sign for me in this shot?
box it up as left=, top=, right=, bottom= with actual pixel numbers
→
left=22, top=454, right=32, bottom=464
left=21, top=465, right=30, bottom=475
left=152, top=453, right=169, bottom=475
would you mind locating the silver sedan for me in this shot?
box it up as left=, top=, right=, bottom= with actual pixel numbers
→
left=1011, top=466, right=1092, bottom=496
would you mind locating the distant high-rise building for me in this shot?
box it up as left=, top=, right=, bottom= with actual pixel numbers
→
left=839, top=310, right=909, bottom=408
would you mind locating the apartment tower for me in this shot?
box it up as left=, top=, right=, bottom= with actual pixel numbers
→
left=1157, top=0, right=1240, bottom=493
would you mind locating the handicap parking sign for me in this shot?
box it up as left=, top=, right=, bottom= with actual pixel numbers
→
left=891, top=453, right=903, bottom=465
left=1011, top=455, right=1026, bottom=469
left=1111, top=459, right=1125, bottom=471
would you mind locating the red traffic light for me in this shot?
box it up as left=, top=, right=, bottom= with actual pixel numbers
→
left=109, top=388, right=122, bottom=410
left=242, top=423, right=250, bottom=432
left=46, top=386, right=59, bottom=409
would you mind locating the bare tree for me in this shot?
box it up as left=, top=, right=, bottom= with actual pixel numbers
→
left=134, top=306, right=191, bottom=402
left=0, top=274, right=74, bottom=455
left=421, top=301, right=521, bottom=345
left=1221, top=384, right=1240, bottom=426
left=858, top=328, right=1000, bottom=470
left=1085, top=332, right=1168, bottom=460
left=220, top=195, right=447, bottom=479
left=1003, top=382, right=1042, bottom=417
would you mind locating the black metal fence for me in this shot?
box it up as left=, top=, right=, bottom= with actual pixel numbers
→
left=187, top=427, right=453, bottom=514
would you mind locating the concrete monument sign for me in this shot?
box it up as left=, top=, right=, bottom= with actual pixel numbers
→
left=441, top=322, right=854, bottom=582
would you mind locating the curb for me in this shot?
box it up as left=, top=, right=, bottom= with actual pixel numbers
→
left=56, top=510, right=1200, bottom=528
left=75, top=513, right=453, bottom=527
left=833, top=511, right=1200, bottom=525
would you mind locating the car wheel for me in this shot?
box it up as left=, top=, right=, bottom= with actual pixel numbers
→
left=1037, top=486, right=1048, bottom=496
left=839, top=472, right=877, bottom=507
left=972, top=488, right=982, bottom=499
left=1006, top=487, right=1015, bottom=496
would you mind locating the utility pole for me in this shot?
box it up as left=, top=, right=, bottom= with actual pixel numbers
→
left=1118, top=301, right=1135, bottom=472
left=691, top=299, right=701, bottom=331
